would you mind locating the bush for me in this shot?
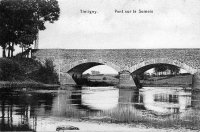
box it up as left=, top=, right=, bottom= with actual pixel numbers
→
left=0, top=58, right=59, bottom=84
left=31, top=59, right=59, bottom=84
left=0, top=58, right=25, bottom=81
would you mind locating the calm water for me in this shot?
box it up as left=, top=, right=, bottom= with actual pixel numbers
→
left=0, top=86, right=200, bottom=131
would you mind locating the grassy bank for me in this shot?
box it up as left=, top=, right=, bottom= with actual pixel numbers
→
left=0, top=81, right=60, bottom=89
left=141, top=74, right=192, bottom=87
left=0, top=57, right=59, bottom=89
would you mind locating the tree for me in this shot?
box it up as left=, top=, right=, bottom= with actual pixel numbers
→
left=154, top=64, right=180, bottom=76
left=0, top=58, right=25, bottom=81
left=154, top=65, right=167, bottom=76
left=0, top=0, right=60, bottom=57
left=27, top=0, right=60, bottom=48
left=0, top=28, right=9, bottom=57
left=169, top=65, right=180, bottom=75
left=34, top=59, right=59, bottom=84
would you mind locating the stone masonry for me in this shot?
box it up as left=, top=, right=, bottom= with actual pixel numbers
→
left=31, top=49, right=200, bottom=88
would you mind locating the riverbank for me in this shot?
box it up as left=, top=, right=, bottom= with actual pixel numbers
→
left=141, top=74, right=192, bottom=87
left=0, top=57, right=60, bottom=88
left=36, top=117, right=199, bottom=132
left=0, top=80, right=60, bottom=89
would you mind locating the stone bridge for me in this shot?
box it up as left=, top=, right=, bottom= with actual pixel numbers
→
left=31, top=49, right=200, bottom=89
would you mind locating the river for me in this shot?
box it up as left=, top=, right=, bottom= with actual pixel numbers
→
left=0, top=86, right=200, bottom=131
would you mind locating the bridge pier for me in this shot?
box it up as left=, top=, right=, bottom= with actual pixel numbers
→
left=131, top=74, right=143, bottom=89
left=118, top=71, right=136, bottom=88
left=59, top=73, right=76, bottom=85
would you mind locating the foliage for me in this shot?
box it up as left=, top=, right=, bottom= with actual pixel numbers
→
left=0, top=58, right=25, bottom=81
left=0, top=58, right=59, bottom=84
left=32, top=59, right=59, bottom=84
left=154, top=64, right=180, bottom=76
left=13, top=57, right=41, bottom=73
left=0, top=0, right=60, bottom=57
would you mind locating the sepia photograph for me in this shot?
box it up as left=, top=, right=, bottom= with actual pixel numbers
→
left=0, top=0, right=200, bottom=131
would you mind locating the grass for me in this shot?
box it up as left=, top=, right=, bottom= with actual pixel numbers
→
left=141, top=75, right=192, bottom=87
left=94, top=106, right=200, bottom=130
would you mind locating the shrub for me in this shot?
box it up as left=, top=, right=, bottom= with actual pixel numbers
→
left=32, top=59, right=59, bottom=84
left=0, top=58, right=25, bottom=81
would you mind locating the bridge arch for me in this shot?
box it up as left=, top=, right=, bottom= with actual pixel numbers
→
left=59, top=59, right=121, bottom=85
left=130, top=58, right=197, bottom=75
left=67, top=58, right=121, bottom=74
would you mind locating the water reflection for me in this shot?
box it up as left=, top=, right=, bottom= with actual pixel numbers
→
left=191, top=90, right=200, bottom=109
left=70, top=87, right=140, bottom=111
left=0, top=90, right=56, bottom=131
left=139, top=87, right=191, bottom=115
left=81, top=87, right=119, bottom=110
left=69, top=87, right=191, bottom=115
left=0, top=86, right=199, bottom=131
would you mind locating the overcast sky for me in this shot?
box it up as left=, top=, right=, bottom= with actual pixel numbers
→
left=39, top=0, right=200, bottom=49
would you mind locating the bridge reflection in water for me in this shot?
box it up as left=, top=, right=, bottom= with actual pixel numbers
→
left=140, top=87, right=191, bottom=114
left=81, top=87, right=119, bottom=110
left=67, top=87, right=192, bottom=115
left=1, top=86, right=200, bottom=131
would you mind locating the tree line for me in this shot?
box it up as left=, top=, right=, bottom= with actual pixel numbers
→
left=0, top=0, right=60, bottom=57
left=154, top=64, right=180, bottom=76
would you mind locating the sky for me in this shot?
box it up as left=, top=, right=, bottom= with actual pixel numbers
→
left=39, top=0, right=200, bottom=49
left=84, top=65, right=118, bottom=74
left=2, top=0, right=200, bottom=73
